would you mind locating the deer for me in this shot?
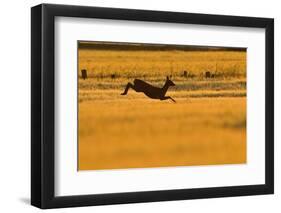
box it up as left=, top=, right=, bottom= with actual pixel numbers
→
left=121, top=76, right=176, bottom=102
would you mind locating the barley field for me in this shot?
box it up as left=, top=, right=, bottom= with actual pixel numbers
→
left=78, top=42, right=247, bottom=171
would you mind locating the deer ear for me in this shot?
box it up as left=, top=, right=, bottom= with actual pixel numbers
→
left=166, top=76, right=169, bottom=80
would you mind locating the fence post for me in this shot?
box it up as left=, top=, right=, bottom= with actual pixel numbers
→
left=81, top=69, right=87, bottom=80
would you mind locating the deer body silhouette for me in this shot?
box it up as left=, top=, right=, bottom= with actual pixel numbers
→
left=121, top=76, right=176, bottom=102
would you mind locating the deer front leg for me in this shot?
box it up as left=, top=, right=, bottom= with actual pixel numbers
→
left=121, top=82, right=134, bottom=95
left=161, top=96, right=176, bottom=103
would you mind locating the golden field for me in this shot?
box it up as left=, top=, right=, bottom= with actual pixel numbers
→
left=78, top=46, right=247, bottom=170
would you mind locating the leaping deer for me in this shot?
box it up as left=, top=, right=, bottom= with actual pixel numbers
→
left=121, top=76, right=176, bottom=102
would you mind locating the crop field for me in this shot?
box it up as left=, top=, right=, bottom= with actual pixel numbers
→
left=78, top=43, right=246, bottom=171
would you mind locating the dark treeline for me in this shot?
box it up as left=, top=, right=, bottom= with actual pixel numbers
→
left=78, top=41, right=246, bottom=52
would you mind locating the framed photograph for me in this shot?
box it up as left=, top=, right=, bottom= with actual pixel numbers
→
left=31, top=4, right=274, bottom=209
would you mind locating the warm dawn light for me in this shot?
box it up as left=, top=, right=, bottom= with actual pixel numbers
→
left=78, top=41, right=246, bottom=171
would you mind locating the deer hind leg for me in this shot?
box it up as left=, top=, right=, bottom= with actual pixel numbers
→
left=161, top=96, right=176, bottom=103
left=121, top=82, right=135, bottom=95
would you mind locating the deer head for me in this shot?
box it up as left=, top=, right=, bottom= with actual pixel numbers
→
left=166, top=76, right=176, bottom=87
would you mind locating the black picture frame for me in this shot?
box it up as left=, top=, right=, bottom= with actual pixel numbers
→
left=31, top=3, right=274, bottom=209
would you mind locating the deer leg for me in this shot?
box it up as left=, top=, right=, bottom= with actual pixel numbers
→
left=121, top=82, right=135, bottom=95
left=161, top=96, right=176, bottom=103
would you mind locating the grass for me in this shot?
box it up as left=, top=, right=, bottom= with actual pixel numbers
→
left=79, top=98, right=246, bottom=170
left=78, top=47, right=247, bottom=170
left=78, top=50, right=246, bottom=79
left=79, top=78, right=246, bottom=91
